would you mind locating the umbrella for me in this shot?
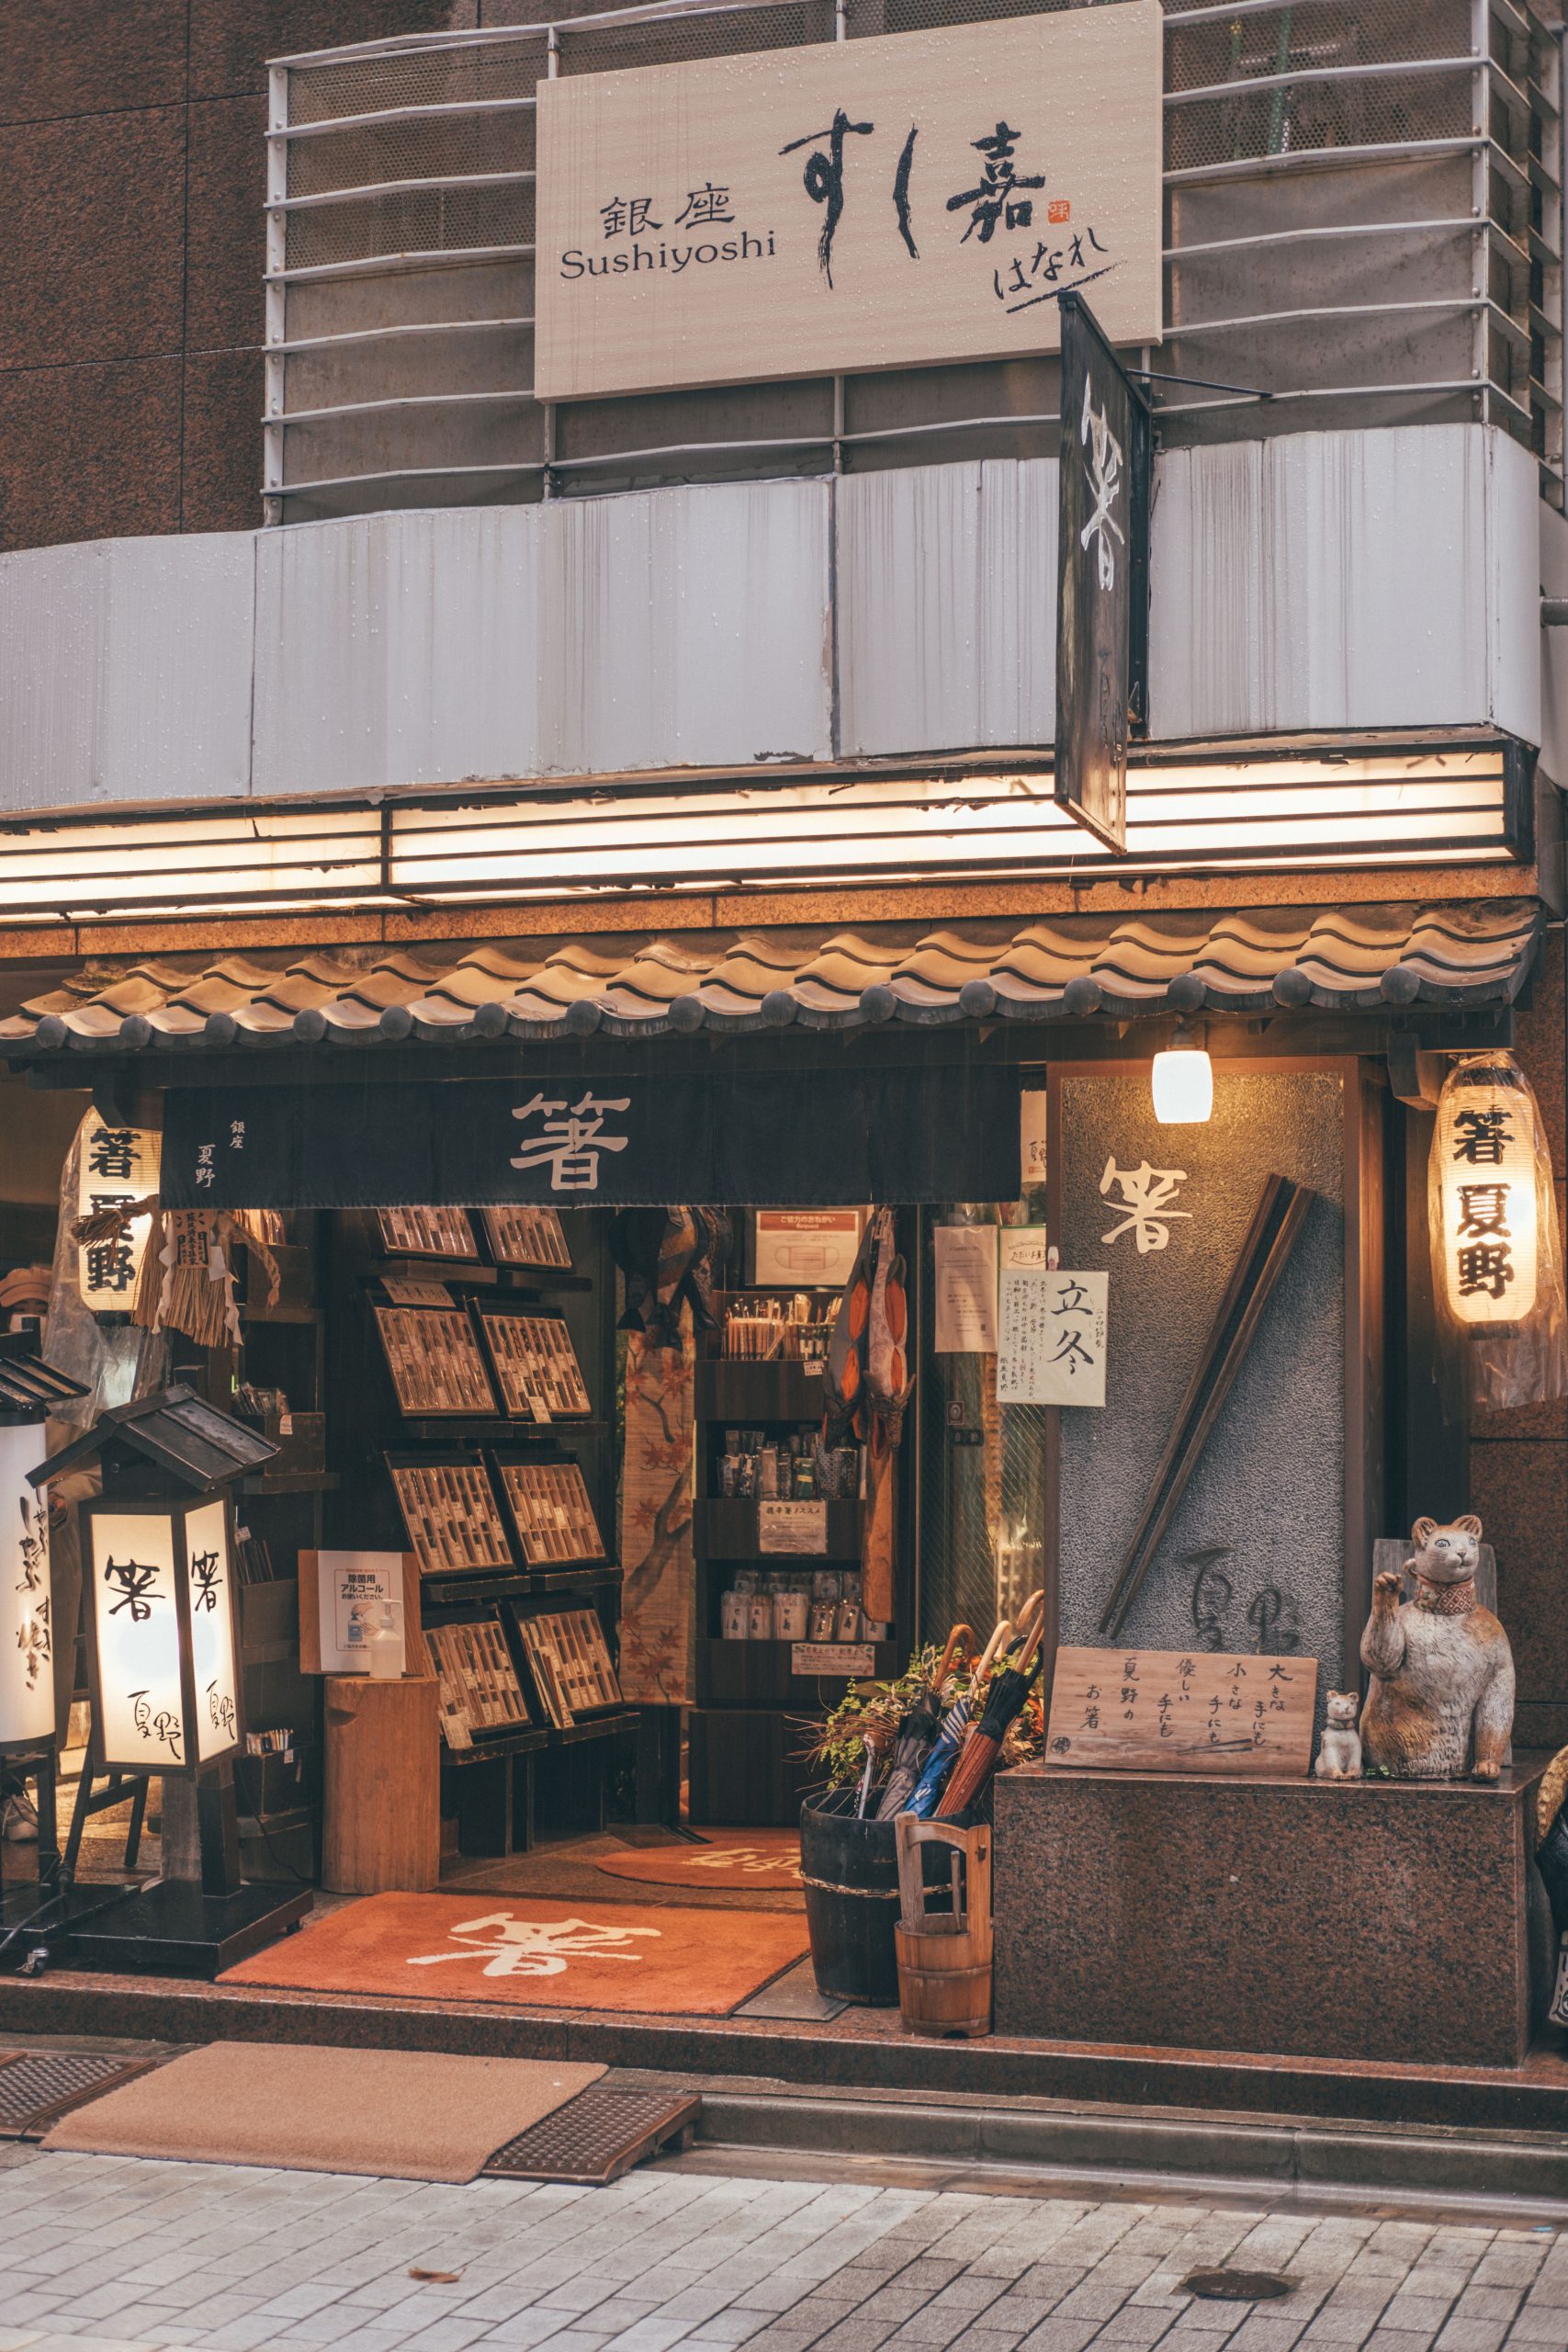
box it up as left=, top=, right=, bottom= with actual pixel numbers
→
left=906, top=1616, right=1013, bottom=1818
left=853, top=1713, right=897, bottom=1817
left=874, top=1624, right=976, bottom=1820
left=935, top=1600, right=1045, bottom=1821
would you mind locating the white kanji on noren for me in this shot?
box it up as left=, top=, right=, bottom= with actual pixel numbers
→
left=509, top=1091, right=631, bottom=1192
left=405, top=1910, right=660, bottom=1978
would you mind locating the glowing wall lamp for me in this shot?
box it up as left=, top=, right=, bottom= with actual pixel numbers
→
left=31, top=1385, right=310, bottom=1973
left=1427, top=1051, right=1568, bottom=1415
left=1433, top=1054, right=1540, bottom=1326
left=1152, top=1023, right=1213, bottom=1125
left=0, top=1336, right=88, bottom=1946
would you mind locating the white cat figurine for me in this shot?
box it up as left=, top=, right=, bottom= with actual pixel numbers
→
left=1314, top=1690, right=1363, bottom=1780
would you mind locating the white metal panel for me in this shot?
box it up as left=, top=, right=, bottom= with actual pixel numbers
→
left=252, top=507, right=544, bottom=797
left=0, top=535, right=254, bottom=812
left=837, top=460, right=1057, bottom=759
left=1149, top=424, right=1503, bottom=742
left=1486, top=425, right=1542, bottom=750
left=535, top=481, right=831, bottom=775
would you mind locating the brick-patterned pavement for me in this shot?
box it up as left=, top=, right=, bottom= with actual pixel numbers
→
left=0, top=2141, right=1563, bottom=2352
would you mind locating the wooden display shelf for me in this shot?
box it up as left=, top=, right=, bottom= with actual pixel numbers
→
left=548, top=1709, right=639, bottom=1747
left=368, top=1259, right=594, bottom=1295
left=442, top=1724, right=550, bottom=1763
left=696, top=1358, right=828, bottom=1422
left=697, top=1635, right=899, bottom=1711
left=241, top=1471, right=341, bottom=1496
left=399, top=1418, right=611, bottom=1442
left=696, top=1498, right=862, bottom=1561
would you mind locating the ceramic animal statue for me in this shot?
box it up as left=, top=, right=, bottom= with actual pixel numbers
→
left=1314, top=1690, right=1363, bottom=1780
left=1359, top=1515, right=1515, bottom=1781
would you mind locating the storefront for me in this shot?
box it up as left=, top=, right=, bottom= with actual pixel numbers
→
left=0, top=889, right=1560, bottom=2101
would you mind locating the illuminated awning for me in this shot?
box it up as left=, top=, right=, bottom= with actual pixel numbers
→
left=1, top=899, right=1540, bottom=1060
left=0, top=748, right=1529, bottom=926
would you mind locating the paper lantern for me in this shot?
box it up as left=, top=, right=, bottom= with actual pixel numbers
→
left=1151, top=1025, right=1213, bottom=1125
left=75, top=1116, right=160, bottom=1314
left=1433, top=1056, right=1541, bottom=1327
left=0, top=1425, right=53, bottom=1750
left=81, top=1492, right=240, bottom=1777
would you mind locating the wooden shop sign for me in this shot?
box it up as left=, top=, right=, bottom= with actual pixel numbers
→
left=534, top=4, right=1162, bottom=400
left=1043, top=1645, right=1317, bottom=1777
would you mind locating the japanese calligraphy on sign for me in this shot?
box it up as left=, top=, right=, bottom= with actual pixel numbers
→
left=75, top=1116, right=160, bottom=1313
left=1, top=1426, right=53, bottom=1744
left=1434, top=1061, right=1542, bottom=1329
left=1043, top=1645, right=1318, bottom=1777
left=535, top=5, right=1161, bottom=400
left=1055, top=291, right=1151, bottom=854
left=997, top=1238, right=1108, bottom=1408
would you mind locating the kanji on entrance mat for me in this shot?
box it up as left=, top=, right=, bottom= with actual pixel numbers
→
left=221, top=1893, right=810, bottom=2013
left=596, top=1831, right=803, bottom=1891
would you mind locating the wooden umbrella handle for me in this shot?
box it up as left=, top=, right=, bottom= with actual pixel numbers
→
left=1010, top=1589, right=1046, bottom=1653
left=933, top=1623, right=977, bottom=1685
left=975, top=1619, right=1011, bottom=1679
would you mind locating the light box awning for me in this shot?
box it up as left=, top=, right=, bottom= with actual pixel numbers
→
left=0, top=900, right=1541, bottom=1058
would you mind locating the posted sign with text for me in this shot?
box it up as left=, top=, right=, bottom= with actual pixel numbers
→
left=535, top=3, right=1162, bottom=401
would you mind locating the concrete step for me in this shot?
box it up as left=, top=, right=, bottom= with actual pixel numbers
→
left=692, top=2084, right=1568, bottom=2212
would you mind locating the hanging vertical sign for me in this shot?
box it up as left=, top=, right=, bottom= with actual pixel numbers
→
left=1055, top=290, right=1150, bottom=855
left=0, top=1425, right=52, bottom=1747
left=76, top=1117, right=160, bottom=1313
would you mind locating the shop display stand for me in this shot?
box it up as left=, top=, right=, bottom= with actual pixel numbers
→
left=689, top=1283, right=904, bottom=1828
left=328, top=1211, right=633, bottom=1860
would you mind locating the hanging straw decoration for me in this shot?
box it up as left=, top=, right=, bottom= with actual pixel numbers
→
left=70, top=1199, right=281, bottom=1348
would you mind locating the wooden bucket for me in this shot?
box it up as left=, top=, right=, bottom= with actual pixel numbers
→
left=894, top=1815, right=992, bottom=2039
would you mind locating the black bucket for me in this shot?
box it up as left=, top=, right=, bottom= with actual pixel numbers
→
left=799, top=1788, right=901, bottom=2005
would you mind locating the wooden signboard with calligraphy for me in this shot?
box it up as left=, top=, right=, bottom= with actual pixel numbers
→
left=1043, top=1645, right=1318, bottom=1777
left=535, top=4, right=1162, bottom=401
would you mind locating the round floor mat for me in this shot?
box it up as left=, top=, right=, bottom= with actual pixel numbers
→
left=594, top=1830, right=803, bottom=1890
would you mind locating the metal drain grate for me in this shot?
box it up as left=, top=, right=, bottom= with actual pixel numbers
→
left=0, top=2050, right=160, bottom=2139
left=484, top=2086, right=701, bottom=2185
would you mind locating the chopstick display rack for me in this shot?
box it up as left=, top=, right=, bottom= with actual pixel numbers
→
left=344, top=1206, right=636, bottom=1859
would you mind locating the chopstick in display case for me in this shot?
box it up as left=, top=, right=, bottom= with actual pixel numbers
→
left=388, top=1455, right=515, bottom=1577
left=377, top=1206, right=481, bottom=1261
left=493, top=1457, right=605, bottom=1566
left=374, top=1305, right=495, bottom=1417
left=482, top=1205, right=572, bottom=1272
left=479, top=1311, right=592, bottom=1419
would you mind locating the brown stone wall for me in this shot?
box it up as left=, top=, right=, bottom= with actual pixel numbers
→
left=0, top=0, right=481, bottom=550
left=1472, top=919, right=1568, bottom=1753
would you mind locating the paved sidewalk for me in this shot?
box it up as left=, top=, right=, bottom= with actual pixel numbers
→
left=1, top=2142, right=1566, bottom=2352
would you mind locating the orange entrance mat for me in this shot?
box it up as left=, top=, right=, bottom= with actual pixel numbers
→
left=222, top=1892, right=810, bottom=2014
left=596, top=1830, right=803, bottom=1892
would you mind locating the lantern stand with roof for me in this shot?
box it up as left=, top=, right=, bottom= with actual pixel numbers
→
left=0, top=1332, right=90, bottom=1951
left=28, top=1385, right=313, bottom=1977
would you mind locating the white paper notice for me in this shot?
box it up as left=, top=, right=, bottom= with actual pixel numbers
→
left=318, top=1550, right=405, bottom=1674
left=1021, top=1091, right=1048, bottom=1188
left=998, top=1240, right=1108, bottom=1407
left=933, top=1226, right=998, bottom=1353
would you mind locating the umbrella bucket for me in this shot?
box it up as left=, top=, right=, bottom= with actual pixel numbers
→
left=894, top=1815, right=993, bottom=2039
left=799, top=1791, right=901, bottom=2005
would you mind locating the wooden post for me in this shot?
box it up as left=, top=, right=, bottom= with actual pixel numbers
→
left=322, top=1676, right=440, bottom=1893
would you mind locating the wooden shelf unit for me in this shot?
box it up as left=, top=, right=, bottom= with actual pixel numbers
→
left=688, top=1273, right=913, bottom=1830
left=327, top=1207, right=630, bottom=1861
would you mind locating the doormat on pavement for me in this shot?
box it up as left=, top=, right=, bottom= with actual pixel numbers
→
left=41, top=2041, right=604, bottom=2182
left=220, top=1892, right=810, bottom=2014
left=595, top=1829, right=803, bottom=1892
